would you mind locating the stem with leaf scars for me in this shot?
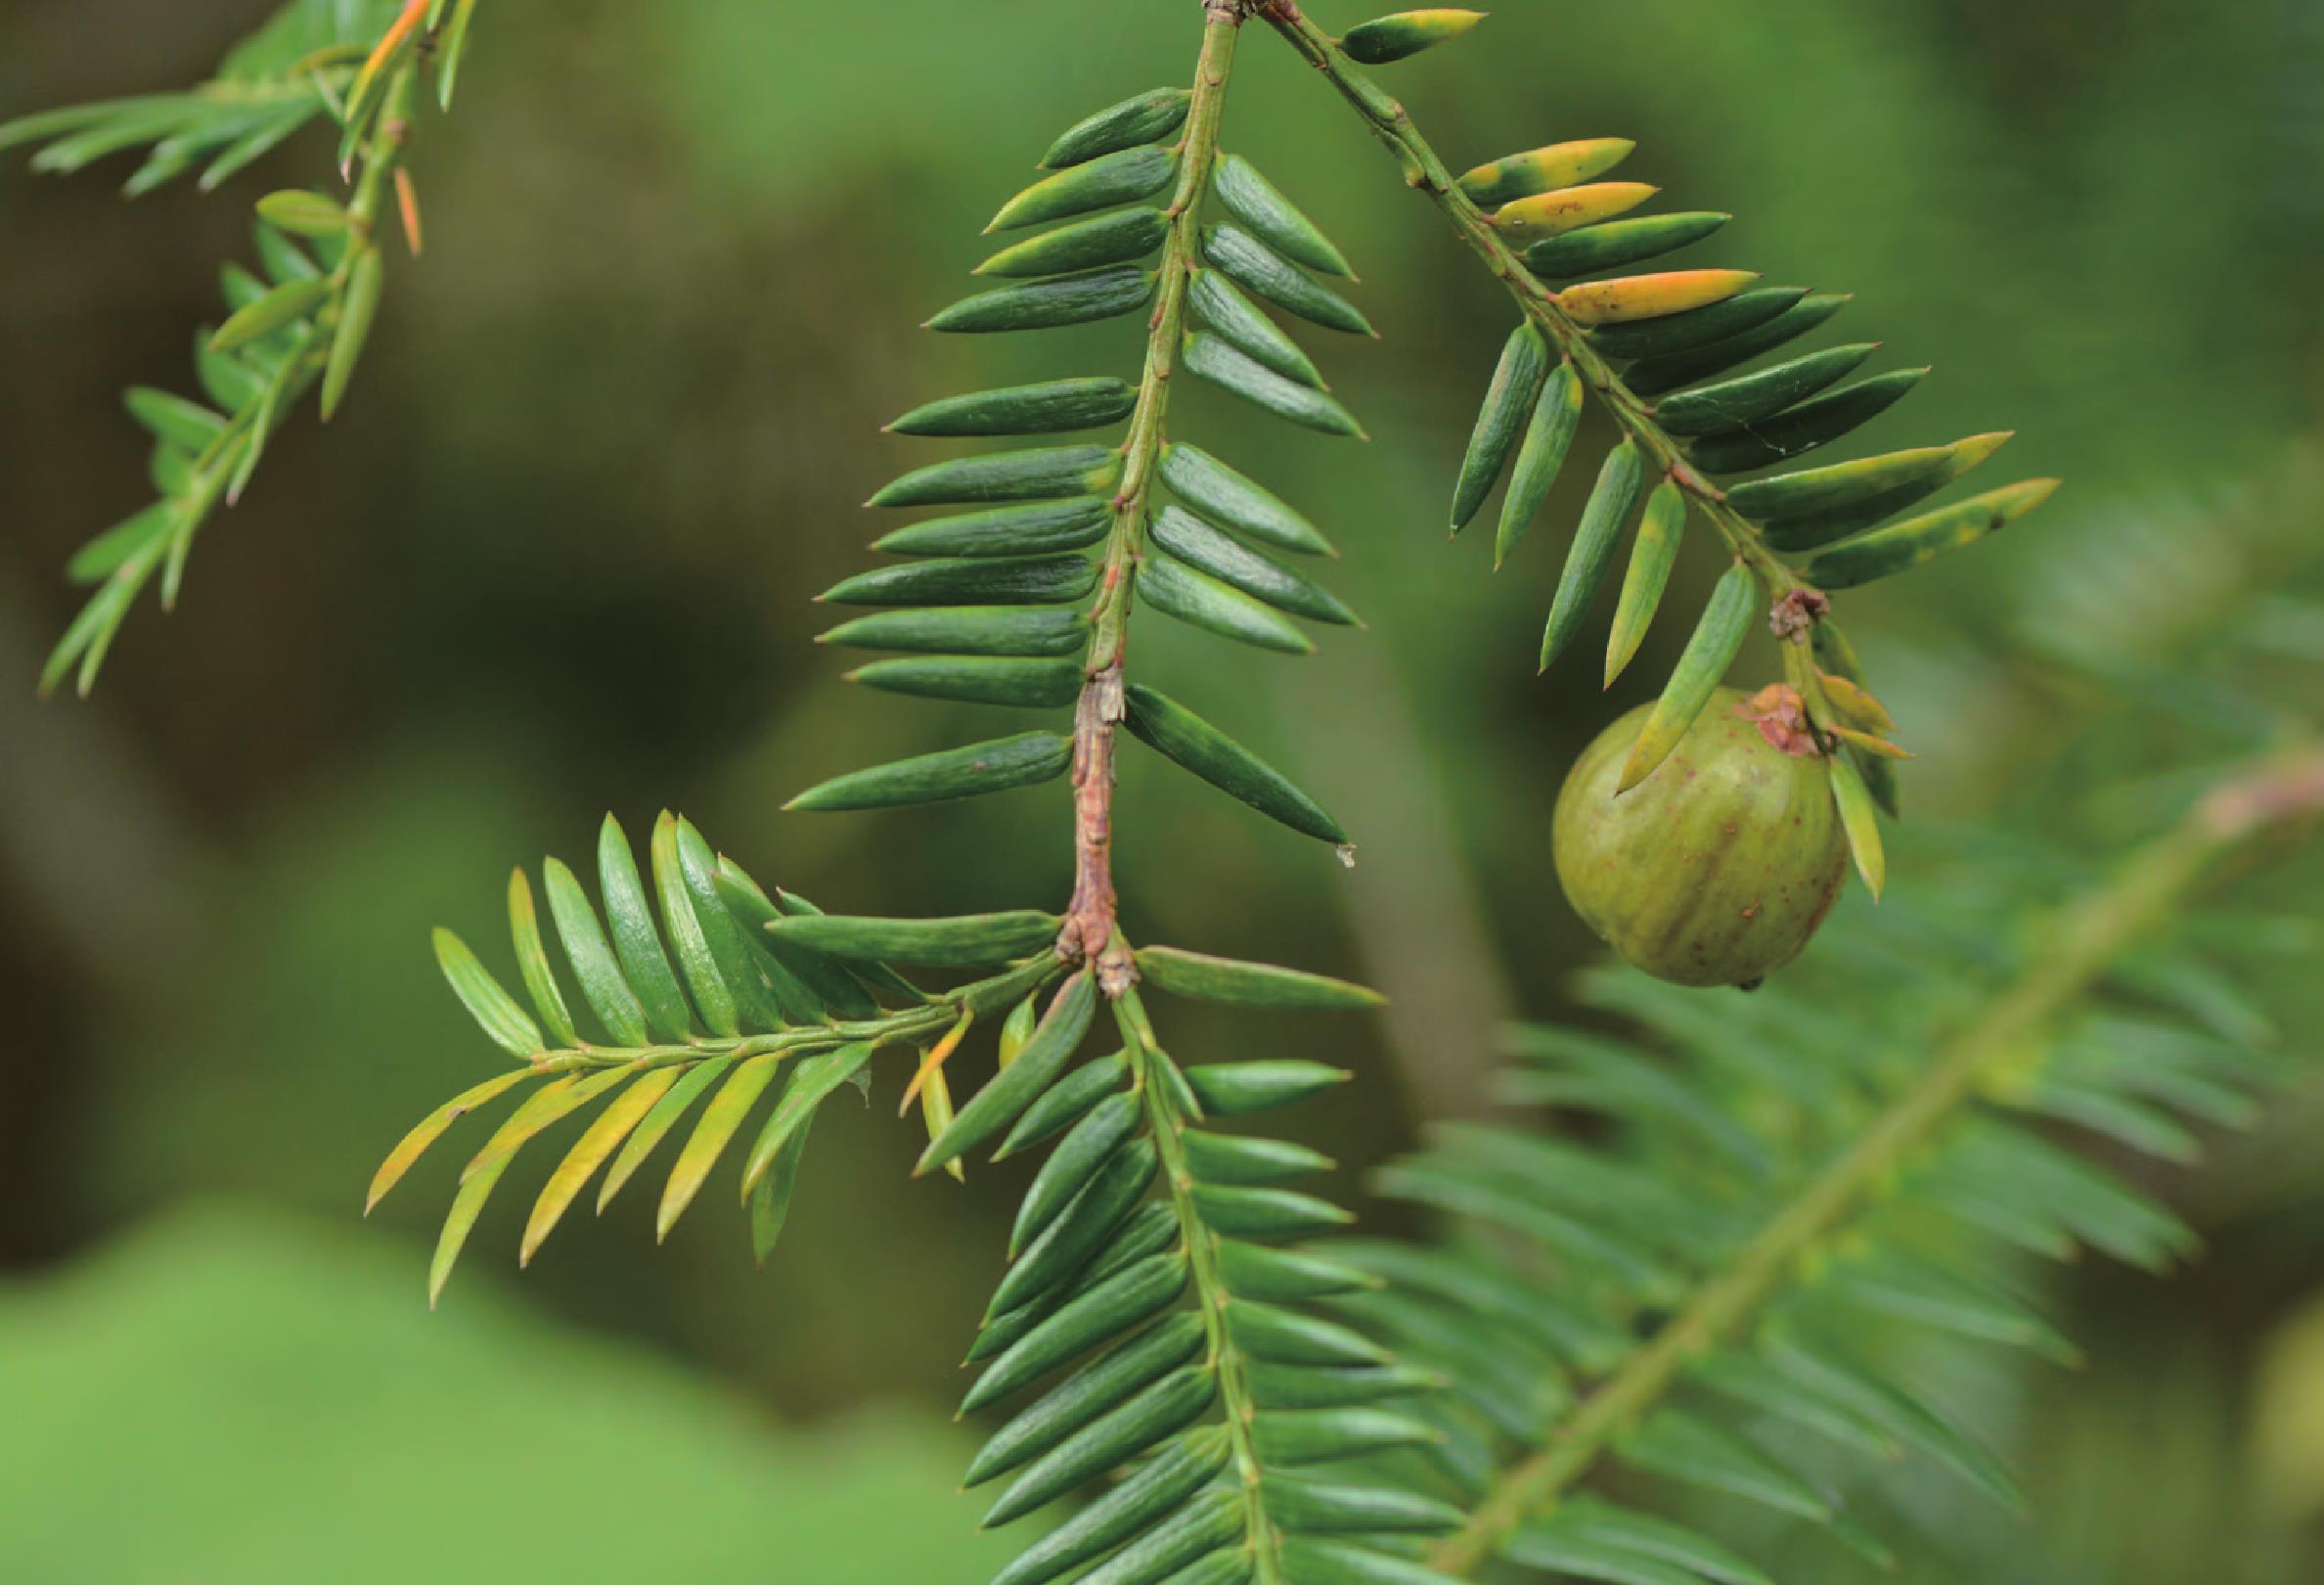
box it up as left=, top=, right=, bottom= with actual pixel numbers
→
left=63, top=62, right=425, bottom=695
left=1063, top=6, right=1245, bottom=990
left=222, top=61, right=417, bottom=495
left=1113, top=981, right=1295, bottom=1585
left=1258, top=6, right=1852, bottom=727
left=1426, top=744, right=2324, bottom=1578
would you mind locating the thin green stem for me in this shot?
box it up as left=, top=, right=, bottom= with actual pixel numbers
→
left=180, top=65, right=419, bottom=560
left=1424, top=746, right=2324, bottom=1576
left=51, top=59, right=426, bottom=696
left=529, top=952, right=1068, bottom=1075
left=1259, top=9, right=1845, bottom=718
left=1119, top=984, right=1289, bottom=1585
left=345, top=65, right=417, bottom=240
left=1062, top=9, right=1245, bottom=988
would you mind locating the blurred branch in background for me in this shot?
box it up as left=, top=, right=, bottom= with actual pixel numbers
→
left=1277, top=645, right=1511, bottom=1121
left=0, top=568, right=209, bottom=979
left=0, top=566, right=214, bottom=1265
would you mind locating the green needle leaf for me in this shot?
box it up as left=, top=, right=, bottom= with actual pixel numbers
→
left=431, top=928, right=544, bottom=1059
left=599, top=1056, right=734, bottom=1214
left=1617, top=561, right=1756, bottom=791
left=1605, top=478, right=1686, bottom=687
left=987, top=145, right=1179, bottom=233
left=1041, top=87, right=1192, bottom=170
left=739, top=1041, right=876, bottom=1199
left=760, top=911, right=1061, bottom=967
left=505, top=869, right=579, bottom=1049
left=1540, top=441, right=1645, bottom=671
left=1452, top=324, right=1552, bottom=533
left=521, top=1068, right=679, bottom=1265
left=540, top=855, right=650, bottom=1048
left=366, top=1069, right=530, bottom=1215
left=1802, top=478, right=2060, bottom=590
left=918, top=972, right=1097, bottom=1177
left=887, top=378, right=1138, bottom=438
left=1828, top=752, right=1888, bottom=900
left=1339, top=10, right=1488, bottom=66
left=786, top=733, right=1075, bottom=813
left=1497, top=359, right=1584, bottom=569
left=320, top=245, right=380, bottom=422
left=1123, top=682, right=1350, bottom=844
left=597, top=815, right=695, bottom=1044
left=656, top=1053, right=783, bottom=1241
left=1212, top=153, right=1355, bottom=278
left=1136, top=946, right=1382, bottom=1012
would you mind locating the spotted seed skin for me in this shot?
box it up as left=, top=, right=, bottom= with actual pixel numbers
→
left=1554, top=687, right=1851, bottom=988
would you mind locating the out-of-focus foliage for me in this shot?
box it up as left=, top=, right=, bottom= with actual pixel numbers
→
left=0, top=1203, right=1022, bottom=1585
left=1, top=2, right=2319, bottom=1582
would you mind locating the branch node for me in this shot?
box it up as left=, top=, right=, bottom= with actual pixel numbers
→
left=1769, top=588, right=1831, bottom=644
left=1062, top=663, right=1129, bottom=981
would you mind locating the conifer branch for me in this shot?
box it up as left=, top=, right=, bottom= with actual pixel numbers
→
left=8, top=0, right=479, bottom=696
left=37, top=14, right=2250, bottom=1585
left=1426, top=744, right=2324, bottom=1577
left=1258, top=6, right=2058, bottom=888
left=1259, top=10, right=1821, bottom=666
left=1064, top=9, right=1246, bottom=990
left=1119, top=984, right=1292, bottom=1585
left=521, top=953, right=1064, bottom=1079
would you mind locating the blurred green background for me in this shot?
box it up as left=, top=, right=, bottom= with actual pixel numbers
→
left=2, top=1, right=2320, bottom=1580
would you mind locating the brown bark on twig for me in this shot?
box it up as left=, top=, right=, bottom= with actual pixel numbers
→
left=1062, top=662, right=1135, bottom=994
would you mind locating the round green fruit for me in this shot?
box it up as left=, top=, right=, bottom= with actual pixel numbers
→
left=1554, top=685, right=1850, bottom=989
